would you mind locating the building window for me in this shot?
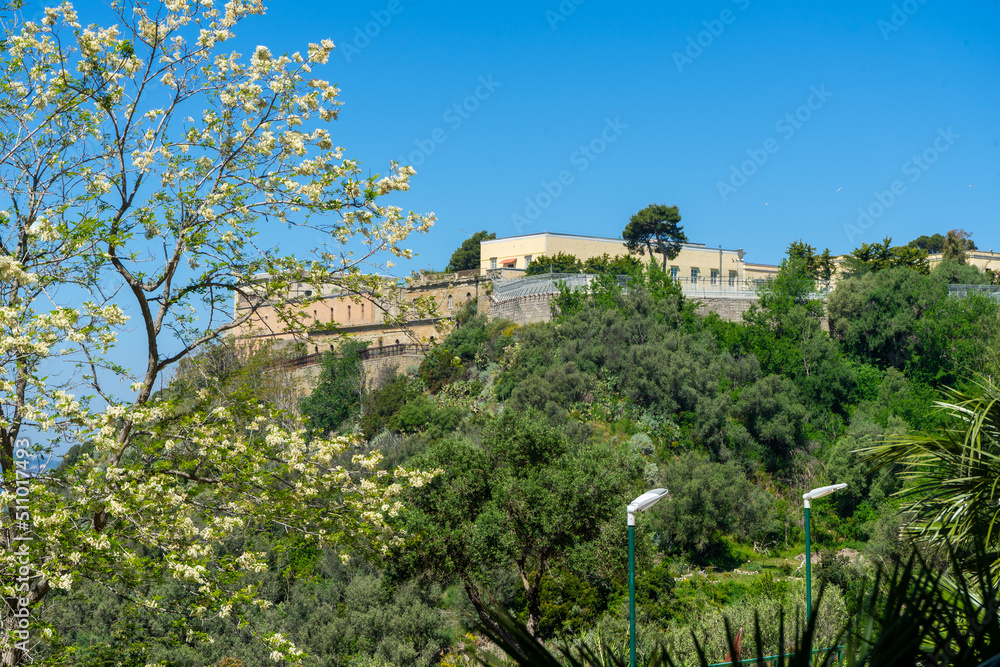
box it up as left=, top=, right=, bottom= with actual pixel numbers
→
left=710, top=269, right=719, bottom=285
left=729, top=271, right=738, bottom=286
left=670, top=267, right=679, bottom=280
left=448, top=294, right=454, bottom=310
left=691, top=268, right=699, bottom=285
left=490, top=257, right=497, bottom=270
left=525, top=255, right=532, bottom=266
left=305, top=290, right=312, bottom=297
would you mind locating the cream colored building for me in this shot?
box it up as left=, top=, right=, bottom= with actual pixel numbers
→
left=232, top=270, right=486, bottom=354
left=930, top=249, right=1000, bottom=274
left=827, top=249, right=1000, bottom=286
left=480, top=232, right=779, bottom=289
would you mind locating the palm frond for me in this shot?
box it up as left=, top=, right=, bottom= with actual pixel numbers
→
left=860, top=376, right=1000, bottom=561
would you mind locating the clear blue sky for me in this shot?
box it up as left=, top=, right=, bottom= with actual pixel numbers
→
left=231, top=0, right=999, bottom=268
left=17, top=0, right=1000, bottom=446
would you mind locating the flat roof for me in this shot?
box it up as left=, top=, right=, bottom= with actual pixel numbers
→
left=481, top=231, right=745, bottom=255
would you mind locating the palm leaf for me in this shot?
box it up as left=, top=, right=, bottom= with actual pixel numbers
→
left=860, top=376, right=1000, bottom=564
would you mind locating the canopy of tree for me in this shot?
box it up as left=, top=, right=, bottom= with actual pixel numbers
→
left=445, top=230, right=496, bottom=272
left=524, top=252, right=641, bottom=276
left=841, top=236, right=930, bottom=276
left=827, top=264, right=998, bottom=383
left=622, top=204, right=687, bottom=270
left=941, top=228, right=977, bottom=263
left=301, top=340, right=369, bottom=439
left=908, top=233, right=946, bottom=253
left=786, top=240, right=835, bottom=281
left=0, top=3, right=436, bottom=663
left=399, top=409, right=641, bottom=643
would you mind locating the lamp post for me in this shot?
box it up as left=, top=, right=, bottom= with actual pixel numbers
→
left=628, top=488, right=669, bottom=667
left=802, top=483, right=847, bottom=624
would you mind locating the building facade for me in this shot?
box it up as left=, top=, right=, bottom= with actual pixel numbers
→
left=479, top=231, right=780, bottom=289
left=232, top=270, right=486, bottom=355
left=929, top=250, right=1000, bottom=274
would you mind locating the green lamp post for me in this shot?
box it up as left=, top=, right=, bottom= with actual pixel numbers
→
left=803, top=483, right=847, bottom=624
left=628, top=488, right=669, bottom=667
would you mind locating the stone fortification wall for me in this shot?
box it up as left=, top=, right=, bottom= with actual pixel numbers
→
left=489, top=294, right=554, bottom=325
left=360, top=353, right=424, bottom=389
left=279, top=344, right=428, bottom=394
left=692, top=296, right=755, bottom=322
left=489, top=291, right=766, bottom=326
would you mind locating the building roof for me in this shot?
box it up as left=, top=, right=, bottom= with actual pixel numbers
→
left=481, top=231, right=746, bottom=255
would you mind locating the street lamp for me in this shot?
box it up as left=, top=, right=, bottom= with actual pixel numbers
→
left=802, top=483, right=847, bottom=624
left=628, top=488, right=669, bottom=667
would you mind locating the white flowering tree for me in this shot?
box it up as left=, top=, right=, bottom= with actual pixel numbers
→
left=0, top=1, right=436, bottom=663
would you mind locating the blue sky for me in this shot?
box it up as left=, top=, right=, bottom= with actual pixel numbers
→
left=14, top=0, right=998, bottom=447
left=231, top=0, right=1000, bottom=268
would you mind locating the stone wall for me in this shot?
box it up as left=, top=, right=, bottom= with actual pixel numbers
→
left=489, top=294, right=554, bottom=325
left=277, top=345, right=427, bottom=395
left=361, top=353, right=424, bottom=389
left=490, top=292, right=767, bottom=326
left=692, top=296, right=756, bottom=322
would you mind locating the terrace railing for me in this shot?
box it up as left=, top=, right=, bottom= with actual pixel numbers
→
left=490, top=273, right=833, bottom=303
left=949, top=284, right=1000, bottom=298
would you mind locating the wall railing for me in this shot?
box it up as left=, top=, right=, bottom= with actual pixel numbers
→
left=491, top=274, right=833, bottom=303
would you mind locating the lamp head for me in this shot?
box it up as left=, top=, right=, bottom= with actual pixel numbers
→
left=803, top=483, right=847, bottom=507
left=628, top=488, right=669, bottom=521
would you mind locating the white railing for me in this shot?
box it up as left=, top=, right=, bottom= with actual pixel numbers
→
left=949, top=284, right=1000, bottom=298
left=491, top=273, right=590, bottom=303
left=491, top=273, right=834, bottom=303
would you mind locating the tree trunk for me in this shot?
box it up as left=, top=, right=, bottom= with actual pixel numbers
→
left=462, top=581, right=530, bottom=663
left=525, top=587, right=542, bottom=638
left=1, top=427, right=26, bottom=666
left=517, top=551, right=549, bottom=639
left=2, top=581, right=47, bottom=666
left=1, top=603, right=26, bottom=666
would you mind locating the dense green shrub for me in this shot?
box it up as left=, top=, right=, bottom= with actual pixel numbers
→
left=360, top=374, right=420, bottom=439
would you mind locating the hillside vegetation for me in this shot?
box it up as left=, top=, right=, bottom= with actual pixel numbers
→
left=43, top=245, right=1000, bottom=666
